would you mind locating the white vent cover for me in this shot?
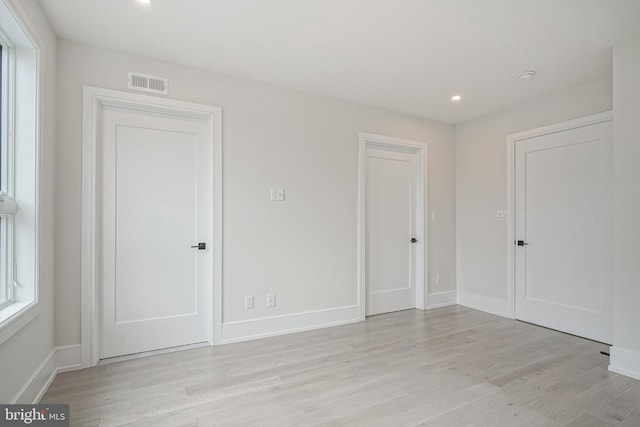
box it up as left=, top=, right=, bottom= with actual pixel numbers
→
left=128, top=72, right=168, bottom=95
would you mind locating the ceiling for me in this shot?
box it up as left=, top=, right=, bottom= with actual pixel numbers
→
left=37, top=0, right=640, bottom=124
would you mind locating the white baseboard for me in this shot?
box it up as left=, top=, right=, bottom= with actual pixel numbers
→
left=427, top=291, right=457, bottom=309
left=609, top=346, right=640, bottom=381
left=13, top=349, right=56, bottom=404
left=13, top=344, right=83, bottom=404
left=56, top=344, right=82, bottom=373
left=457, top=291, right=508, bottom=318
left=221, top=305, right=360, bottom=344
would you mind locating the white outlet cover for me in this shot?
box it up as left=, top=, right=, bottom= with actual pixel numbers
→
left=496, top=210, right=507, bottom=221
left=267, top=293, right=276, bottom=307
left=270, top=188, right=285, bottom=201
left=245, top=296, right=254, bottom=309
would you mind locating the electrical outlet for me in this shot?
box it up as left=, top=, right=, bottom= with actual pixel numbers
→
left=436, top=273, right=443, bottom=284
left=267, top=293, right=276, bottom=308
left=245, top=296, right=254, bottom=309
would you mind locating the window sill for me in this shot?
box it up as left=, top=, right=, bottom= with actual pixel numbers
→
left=0, top=301, right=39, bottom=346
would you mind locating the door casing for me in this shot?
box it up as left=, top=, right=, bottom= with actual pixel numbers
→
left=506, top=110, right=613, bottom=319
left=81, top=86, right=222, bottom=368
left=357, top=133, right=428, bottom=320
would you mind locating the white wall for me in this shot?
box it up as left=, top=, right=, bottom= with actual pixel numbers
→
left=0, top=0, right=56, bottom=403
left=610, top=36, right=640, bottom=379
left=455, top=78, right=612, bottom=315
left=55, top=40, right=456, bottom=346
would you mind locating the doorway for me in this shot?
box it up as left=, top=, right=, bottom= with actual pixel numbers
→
left=81, top=87, right=222, bottom=366
left=100, top=106, right=210, bottom=358
left=508, top=112, right=613, bottom=343
left=358, top=133, right=427, bottom=319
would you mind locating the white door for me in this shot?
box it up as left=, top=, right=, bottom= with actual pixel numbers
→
left=514, top=120, right=612, bottom=343
left=100, top=106, right=213, bottom=359
left=366, top=148, right=417, bottom=315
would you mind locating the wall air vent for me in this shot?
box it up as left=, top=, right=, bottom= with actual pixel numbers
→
left=128, top=72, right=169, bottom=95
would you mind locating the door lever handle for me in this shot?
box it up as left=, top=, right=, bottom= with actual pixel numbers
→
left=516, top=240, right=529, bottom=246
left=191, top=242, right=206, bottom=250
left=411, top=238, right=418, bottom=243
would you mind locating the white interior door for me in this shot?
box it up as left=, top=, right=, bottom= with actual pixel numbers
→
left=514, top=120, right=612, bottom=343
left=366, top=148, right=417, bottom=315
left=100, top=106, right=212, bottom=359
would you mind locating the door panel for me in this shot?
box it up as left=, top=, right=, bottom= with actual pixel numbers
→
left=366, top=148, right=416, bottom=315
left=101, top=108, right=212, bottom=358
left=115, top=126, right=198, bottom=323
left=514, top=121, right=612, bottom=343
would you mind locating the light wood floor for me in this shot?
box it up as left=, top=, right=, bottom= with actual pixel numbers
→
left=42, top=306, right=640, bottom=426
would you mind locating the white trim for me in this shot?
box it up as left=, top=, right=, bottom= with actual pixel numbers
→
left=81, top=86, right=222, bottom=368
left=357, top=132, right=428, bottom=320
left=0, top=0, right=42, bottom=347
left=11, top=345, right=83, bottom=404
left=12, top=349, right=55, bottom=404
left=221, top=305, right=359, bottom=344
left=55, top=344, right=82, bottom=373
left=457, top=291, right=509, bottom=318
left=0, top=301, right=39, bottom=345
left=609, top=347, right=640, bottom=381
left=426, top=291, right=457, bottom=309
left=506, top=110, right=613, bottom=320
left=0, top=25, right=16, bottom=313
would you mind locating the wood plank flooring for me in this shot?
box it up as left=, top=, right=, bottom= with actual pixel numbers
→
left=41, top=306, right=640, bottom=426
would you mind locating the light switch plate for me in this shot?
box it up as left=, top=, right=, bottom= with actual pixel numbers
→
left=271, top=188, right=285, bottom=201
left=496, top=210, right=507, bottom=221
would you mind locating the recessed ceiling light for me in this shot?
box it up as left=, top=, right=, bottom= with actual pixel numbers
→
left=135, top=0, right=152, bottom=6
left=518, top=70, right=537, bottom=82
left=451, top=95, right=462, bottom=102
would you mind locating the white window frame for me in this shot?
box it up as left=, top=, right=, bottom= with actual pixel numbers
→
left=0, top=29, right=16, bottom=312
left=0, top=0, right=41, bottom=346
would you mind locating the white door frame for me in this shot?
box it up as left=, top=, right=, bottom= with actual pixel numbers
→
left=81, top=86, right=223, bottom=368
left=357, top=133, right=428, bottom=321
left=505, top=110, right=613, bottom=320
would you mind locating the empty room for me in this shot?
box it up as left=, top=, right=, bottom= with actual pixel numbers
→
left=1, top=0, right=640, bottom=425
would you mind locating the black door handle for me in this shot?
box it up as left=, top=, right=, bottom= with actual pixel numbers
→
left=516, top=240, right=528, bottom=246
left=191, top=242, right=206, bottom=250
left=411, top=238, right=418, bottom=243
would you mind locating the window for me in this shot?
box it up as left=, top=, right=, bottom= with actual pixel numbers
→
left=0, top=35, right=16, bottom=311
left=0, top=1, right=40, bottom=343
